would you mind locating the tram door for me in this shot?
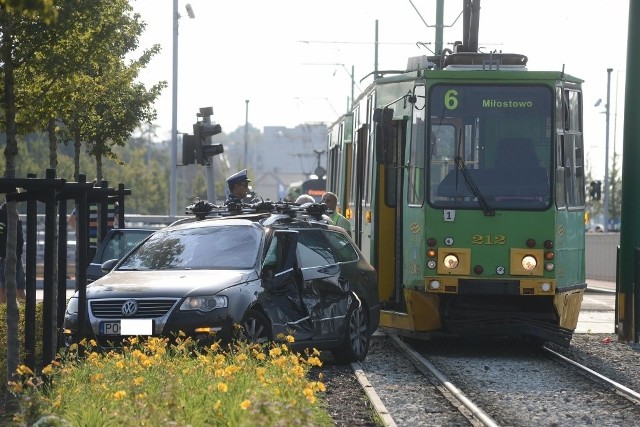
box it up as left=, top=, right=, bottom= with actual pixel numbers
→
left=373, top=108, right=407, bottom=308
left=351, top=123, right=367, bottom=248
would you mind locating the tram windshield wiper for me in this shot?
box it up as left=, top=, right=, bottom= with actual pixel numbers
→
left=454, top=156, right=495, bottom=216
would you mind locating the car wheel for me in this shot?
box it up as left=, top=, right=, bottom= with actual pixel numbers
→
left=239, top=309, right=272, bottom=344
left=332, top=300, right=370, bottom=364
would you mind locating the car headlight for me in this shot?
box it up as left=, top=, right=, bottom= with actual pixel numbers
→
left=180, top=296, right=228, bottom=312
left=66, top=297, right=78, bottom=315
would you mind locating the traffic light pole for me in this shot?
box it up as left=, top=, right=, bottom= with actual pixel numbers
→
left=202, top=112, right=217, bottom=203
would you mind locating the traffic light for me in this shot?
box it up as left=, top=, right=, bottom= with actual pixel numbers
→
left=193, top=122, right=222, bottom=165
left=589, top=181, right=602, bottom=201
left=182, top=134, right=196, bottom=165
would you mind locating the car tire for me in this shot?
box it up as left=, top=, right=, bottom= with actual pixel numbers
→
left=332, top=299, right=370, bottom=364
left=240, top=309, right=273, bottom=344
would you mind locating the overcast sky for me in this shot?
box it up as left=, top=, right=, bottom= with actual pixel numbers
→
left=131, top=0, right=630, bottom=178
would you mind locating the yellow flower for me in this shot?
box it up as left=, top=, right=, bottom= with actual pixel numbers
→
left=88, top=339, right=97, bottom=347
left=255, top=353, right=266, bottom=361
left=303, top=388, right=315, bottom=403
left=225, top=365, right=240, bottom=376
left=240, top=399, right=251, bottom=410
left=213, top=400, right=222, bottom=410
left=236, top=353, right=248, bottom=363
left=285, top=334, right=295, bottom=343
left=52, top=395, right=62, bottom=408
left=16, top=364, right=34, bottom=376
left=7, top=381, right=22, bottom=393
left=306, top=356, right=322, bottom=367
left=90, top=373, right=104, bottom=383
left=115, top=361, right=125, bottom=370
left=113, top=390, right=127, bottom=400
left=291, top=365, right=305, bottom=378
left=217, top=382, right=228, bottom=393
left=269, top=347, right=282, bottom=357
left=136, top=393, right=147, bottom=400
left=41, top=364, right=54, bottom=376
left=209, top=342, right=221, bottom=352
left=133, top=376, right=145, bottom=386
left=271, top=356, right=287, bottom=367
left=255, top=367, right=266, bottom=377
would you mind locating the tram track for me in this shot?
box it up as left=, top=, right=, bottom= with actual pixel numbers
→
left=542, top=345, right=640, bottom=405
left=349, top=333, right=640, bottom=426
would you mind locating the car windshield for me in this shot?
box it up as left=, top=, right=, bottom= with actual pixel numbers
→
left=118, top=225, right=262, bottom=270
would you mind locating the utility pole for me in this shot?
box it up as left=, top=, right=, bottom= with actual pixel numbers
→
left=170, top=2, right=195, bottom=218
left=603, top=68, right=612, bottom=232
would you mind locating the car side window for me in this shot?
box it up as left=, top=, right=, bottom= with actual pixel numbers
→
left=323, top=231, right=358, bottom=262
left=296, top=230, right=336, bottom=268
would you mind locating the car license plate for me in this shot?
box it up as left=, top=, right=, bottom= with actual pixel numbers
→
left=99, top=319, right=153, bottom=336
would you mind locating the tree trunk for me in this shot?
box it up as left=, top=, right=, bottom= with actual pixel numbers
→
left=96, top=150, right=103, bottom=181
left=47, top=117, right=58, bottom=170
left=2, top=6, right=21, bottom=411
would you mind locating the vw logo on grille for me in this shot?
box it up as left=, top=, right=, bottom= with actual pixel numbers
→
left=121, top=299, right=139, bottom=317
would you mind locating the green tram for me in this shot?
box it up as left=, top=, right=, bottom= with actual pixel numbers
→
left=326, top=53, right=586, bottom=345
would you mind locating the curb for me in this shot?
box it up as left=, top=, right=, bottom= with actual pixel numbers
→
left=351, top=361, right=397, bottom=427
left=586, top=287, right=616, bottom=294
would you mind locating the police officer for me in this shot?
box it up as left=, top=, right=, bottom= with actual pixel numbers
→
left=224, top=169, right=252, bottom=206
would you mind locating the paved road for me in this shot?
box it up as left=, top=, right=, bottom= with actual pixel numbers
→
left=578, top=280, right=616, bottom=334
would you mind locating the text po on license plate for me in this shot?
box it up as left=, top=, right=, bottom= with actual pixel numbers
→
left=100, top=319, right=153, bottom=335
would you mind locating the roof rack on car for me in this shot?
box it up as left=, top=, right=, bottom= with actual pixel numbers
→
left=184, top=199, right=332, bottom=223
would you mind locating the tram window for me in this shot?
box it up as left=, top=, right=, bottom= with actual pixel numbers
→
left=555, top=136, right=566, bottom=208
left=408, top=85, right=426, bottom=206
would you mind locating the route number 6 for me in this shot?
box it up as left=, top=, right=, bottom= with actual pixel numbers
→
left=445, top=89, right=458, bottom=110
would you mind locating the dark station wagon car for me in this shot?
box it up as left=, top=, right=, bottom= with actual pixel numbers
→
left=62, top=201, right=380, bottom=363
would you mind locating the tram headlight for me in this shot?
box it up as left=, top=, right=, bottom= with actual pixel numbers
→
left=443, top=254, right=459, bottom=269
left=427, top=260, right=437, bottom=269
left=521, top=255, right=537, bottom=271
left=541, top=282, right=552, bottom=292
left=545, top=262, right=555, bottom=272
left=429, top=280, right=441, bottom=290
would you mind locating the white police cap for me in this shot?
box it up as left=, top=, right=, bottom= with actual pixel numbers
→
left=226, top=169, right=251, bottom=186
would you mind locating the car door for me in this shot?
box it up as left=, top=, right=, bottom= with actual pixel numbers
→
left=296, top=229, right=350, bottom=341
left=261, top=230, right=315, bottom=340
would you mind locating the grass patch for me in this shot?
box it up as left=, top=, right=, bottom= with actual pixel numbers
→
left=8, top=334, right=333, bottom=426
left=0, top=303, right=44, bottom=389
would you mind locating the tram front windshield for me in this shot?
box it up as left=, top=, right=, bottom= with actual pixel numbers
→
left=428, top=84, right=552, bottom=210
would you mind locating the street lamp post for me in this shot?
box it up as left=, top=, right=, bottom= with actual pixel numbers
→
left=170, top=2, right=194, bottom=218
left=244, top=100, right=249, bottom=169
left=604, top=68, right=613, bottom=231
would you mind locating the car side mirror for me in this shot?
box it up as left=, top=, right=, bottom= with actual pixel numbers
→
left=100, top=258, right=119, bottom=273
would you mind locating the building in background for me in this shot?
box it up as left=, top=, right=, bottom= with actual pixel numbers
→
left=252, top=123, right=327, bottom=200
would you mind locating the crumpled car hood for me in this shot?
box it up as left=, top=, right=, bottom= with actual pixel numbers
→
left=79, top=270, right=258, bottom=299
